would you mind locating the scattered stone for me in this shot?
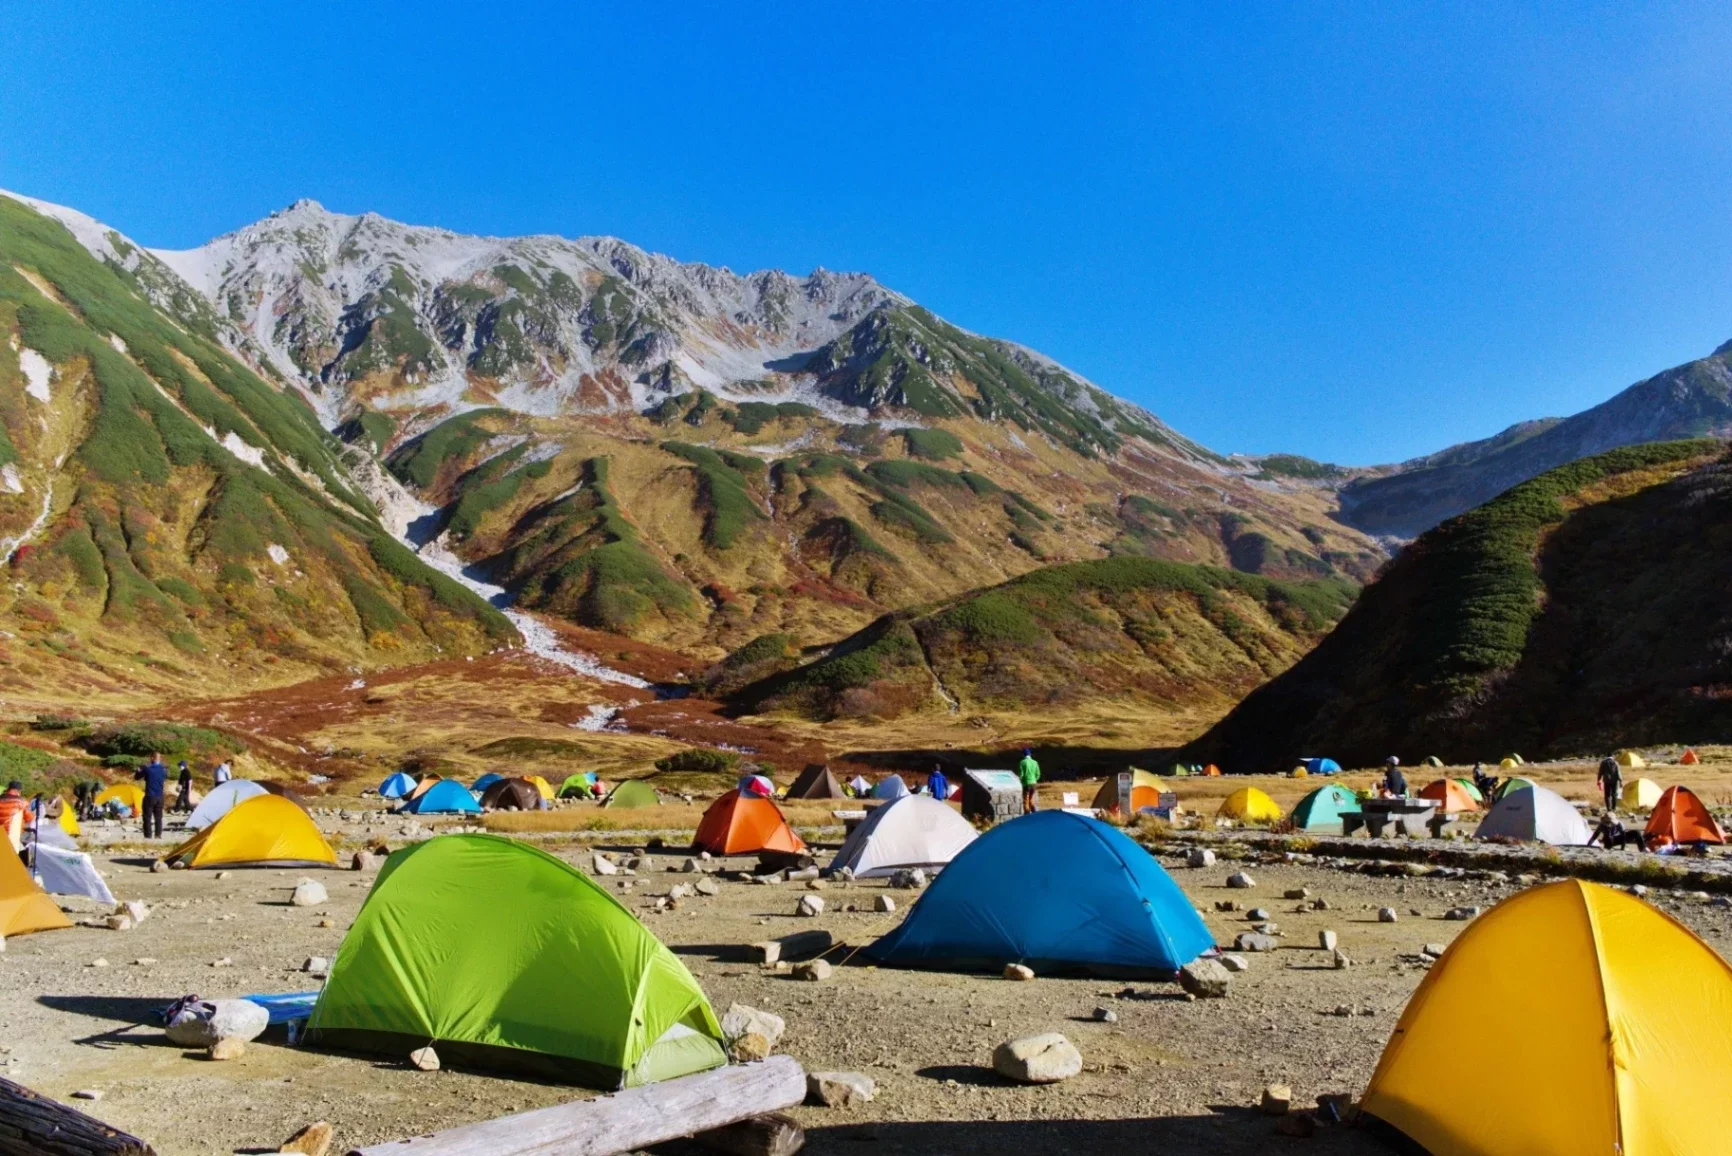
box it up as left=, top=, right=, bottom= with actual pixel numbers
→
left=105, top=914, right=134, bottom=932
left=150, top=860, right=168, bottom=873
left=1247, top=907, right=1271, bottom=921
left=1311, top=897, right=1331, bottom=911
left=695, top=877, right=720, bottom=897
left=1377, top=908, right=1399, bottom=923
left=1187, top=848, right=1216, bottom=868
left=681, top=858, right=702, bottom=874
left=729, top=1032, right=772, bottom=1062
left=787, top=867, right=820, bottom=881
left=752, top=930, right=833, bottom=964
left=350, top=852, right=382, bottom=872
left=1443, top=906, right=1481, bottom=921
left=591, top=854, right=618, bottom=876
left=71, top=1089, right=103, bottom=1101
left=793, top=959, right=833, bottom=982
left=1002, top=963, right=1035, bottom=981
left=993, top=1033, right=1083, bottom=1084
left=88, top=958, right=109, bottom=968
left=1092, top=1006, right=1118, bottom=1023
left=806, top=1071, right=875, bottom=1107
left=1220, top=954, right=1249, bottom=973
left=1226, top=871, right=1256, bottom=889
left=722, top=1003, right=786, bottom=1049
left=316, top=918, right=335, bottom=929
left=1253, top=922, right=1280, bottom=936
left=1332, top=1004, right=1354, bottom=1017
left=1283, top=887, right=1311, bottom=900
left=410, top=1046, right=440, bottom=1071
left=215, top=871, right=232, bottom=880
left=1214, top=900, right=1243, bottom=913
left=873, top=895, right=897, bottom=914
left=211, top=957, right=233, bottom=968
left=1261, top=1083, right=1293, bottom=1115
left=668, top=883, right=695, bottom=901
left=122, top=900, right=149, bottom=924
left=1631, top=884, right=1649, bottom=898
left=889, top=868, right=928, bottom=890
left=1179, top=958, right=1232, bottom=998
left=1421, top=943, right=1446, bottom=959
left=1233, top=932, right=1279, bottom=953
left=1319, top=929, right=1339, bottom=951
left=1331, top=949, right=1351, bottom=970
left=132, top=958, right=157, bottom=966
left=208, top=1037, right=247, bottom=1061
left=796, top=895, right=825, bottom=917
left=167, top=999, right=270, bottom=1048
left=291, top=880, right=328, bottom=907
left=303, top=956, right=330, bottom=975
left=280, top=1117, right=334, bottom=1155
left=805, top=880, right=827, bottom=891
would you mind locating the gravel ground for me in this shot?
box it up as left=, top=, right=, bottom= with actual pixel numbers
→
left=6, top=832, right=1732, bottom=1156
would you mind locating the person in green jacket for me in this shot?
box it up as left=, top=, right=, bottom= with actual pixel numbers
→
left=1017, top=748, right=1040, bottom=814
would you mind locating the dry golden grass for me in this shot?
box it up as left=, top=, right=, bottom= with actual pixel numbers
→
left=482, top=797, right=859, bottom=835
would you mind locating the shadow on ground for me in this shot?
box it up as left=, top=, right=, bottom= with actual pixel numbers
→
left=791, top=1114, right=1393, bottom=1155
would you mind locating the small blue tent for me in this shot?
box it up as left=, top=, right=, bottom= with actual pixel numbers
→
left=379, top=772, right=417, bottom=799
left=403, top=780, right=481, bottom=815
left=472, top=773, right=504, bottom=793
left=866, top=811, right=1213, bottom=975
left=1303, top=757, right=1343, bottom=775
left=872, top=775, right=910, bottom=801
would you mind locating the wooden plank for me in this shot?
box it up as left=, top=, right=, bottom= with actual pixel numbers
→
left=347, top=1056, right=805, bottom=1156
left=694, top=1112, right=804, bottom=1156
left=0, top=1078, right=155, bottom=1156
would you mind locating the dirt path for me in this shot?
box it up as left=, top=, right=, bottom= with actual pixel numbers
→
left=7, top=829, right=1731, bottom=1155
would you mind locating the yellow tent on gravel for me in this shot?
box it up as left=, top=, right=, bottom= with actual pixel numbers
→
left=94, top=782, right=144, bottom=813
left=1621, top=778, right=1663, bottom=811
left=1217, top=787, right=1282, bottom=823
left=0, top=836, right=72, bottom=936
left=163, top=794, right=337, bottom=869
left=1616, top=749, right=1646, bottom=769
left=1362, top=879, right=1732, bottom=1156
left=525, top=775, right=556, bottom=801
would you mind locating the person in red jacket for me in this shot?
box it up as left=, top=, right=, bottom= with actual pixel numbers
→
left=0, top=781, right=27, bottom=848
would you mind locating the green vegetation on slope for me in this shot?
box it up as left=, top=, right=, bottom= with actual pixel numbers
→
left=660, top=441, right=767, bottom=550
left=387, top=409, right=511, bottom=489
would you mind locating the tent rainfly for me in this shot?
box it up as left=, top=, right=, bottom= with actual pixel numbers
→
left=788, top=764, right=845, bottom=799
left=186, top=779, right=269, bottom=830
left=1645, top=786, right=1725, bottom=848
left=379, top=772, right=417, bottom=799
left=165, top=794, right=338, bottom=869
left=828, top=795, right=978, bottom=878
left=692, top=791, right=805, bottom=856
left=403, top=780, right=481, bottom=815
left=604, top=780, right=660, bottom=809
left=1290, top=784, right=1358, bottom=832
left=1218, top=787, right=1283, bottom=823
left=872, top=775, right=911, bottom=801
left=0, top=841, right=72, bottom=936
left=1475, top=784, right=1591, bottom=846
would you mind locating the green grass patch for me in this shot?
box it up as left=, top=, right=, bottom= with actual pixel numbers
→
left=900, top=428, right=963, bottom=460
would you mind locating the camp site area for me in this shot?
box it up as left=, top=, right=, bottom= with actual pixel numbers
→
left=6, top=753, right=1732, bottom=1155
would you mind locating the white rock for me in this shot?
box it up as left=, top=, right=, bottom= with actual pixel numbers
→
left=793, top=959, right=833, bottom=981
left=1226, top=872, right=1256, bottom=889
left=806, top=1071, right=875, bottom=1107
left=993, top=1033, right=1083, bottom=1084
left=1319, top=929, right=1339, bottom=951
left=1220, top=954, right=1249, bottom=973
left=1179, top=958, right=1232, bottom=998
left=303, top=956, right=330, bottom=975
left=291, top=880, right=328, bottom=907
left=1002, top=963, right=1035, bottom=981
left=165, top=999, right=269, bottom=1047
left=1377, top=907, right=1399, bottom=923
left=721, top=1004, right=786, bottom=1048
left=695, top=877, right=720, bottom=897
left=873, top=895, right=897, bottom=914
left=1187, top=848, right=1216, bottom=868
left=122, top=900, right=150, bottom=923
left=410, top=1045, right=440, bottom=1071
left=796, top=895, right=825, bottom=917
left=590, top=854, right=618, bottom=876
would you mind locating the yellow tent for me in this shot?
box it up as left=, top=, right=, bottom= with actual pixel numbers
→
left=1217, top=787, right=1283, bottom=822
left=1621, top=778, right=1663, bottom=811
left=0, top=837, right=72, bottom=936
left=1616, top=749, right=1646, bottom=769
left=95, top=782, right=144, bottom=812
left=163, top=795, right=337, bottom=869
left=1290, top=766, right=1309, bottom=778
left=56, top=801, right=80, bottom=838
left=525, top=775, right=556, bottom=802
left=1362, top=879, right=1732, bottom=1155
left=1498, top=757, right=1520, bottom=769
left=1090, top=769, right=1165, bottom=814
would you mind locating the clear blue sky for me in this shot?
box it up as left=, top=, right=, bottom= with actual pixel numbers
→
left=4, top=2, right=1731, bottom=465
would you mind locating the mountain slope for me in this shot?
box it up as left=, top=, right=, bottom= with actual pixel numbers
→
left=1339, top=344, right=1732, bottom=538
left=0, top=193, right=516, bottom=695
left=728, top=556, right=1356, bottom=721
left=1183, top=440, right=1730, bottom=768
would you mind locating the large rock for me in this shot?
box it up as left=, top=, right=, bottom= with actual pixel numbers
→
left=889, top=868, right=927, bottom=890
left=1187, top=848, right=1216, bottom=868
left=806, top=1071, right=875, bottom=1107
left=1377, top=907, right=1399, bottom=923
left=165, top=999, right=269, bottom=1048
left=1319, top=929, right=1339, bottom=951
left=291, top=879, right=328, bottom=907
left=1226, top=872, right=1256, bottom=889
left=410, top=1046, right=440, bottom=1071
left=722, top=1004, right=784, bottom=1051
left=793, top=959, right=833, bottom=982
left=796, top=895, right=825, bottom=917
left=279, top=1121, right=333, bottom=1156
left=993, top=1033, right=1082, bottom=1084
left=1179, top=958, right=1232, bottom=998
left=591, top=854, right=618, bottom=876
left=1002, top=963, right=1035, bottom=981
left=873, top=895, right=897, bottom=914
left=1233, top=932, right=1279, bottom=953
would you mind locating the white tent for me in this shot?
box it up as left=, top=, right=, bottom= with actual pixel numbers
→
left=847, top=775, right=871, bottom=795
left=830, top=794, right=978, bottom=877
left=29, top=822, right=76, bottom=851
left=185, top=779, right=268, bottom=831
left=871, top=775, right=911, bottom=801
left=1475, top=783, right=1592, bottom=846
left=32, top=844, right=115, bottom=905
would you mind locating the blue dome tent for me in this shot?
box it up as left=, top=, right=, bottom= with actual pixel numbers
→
left=865, top=811, right=1213, bottom=975
left=379, top=772, right=417, bottom=800
left=472, top=773, right=504, bottom=793
left=1303, top=757, right=1342, bottom=775
left=403, top=780, right=481, bottom=815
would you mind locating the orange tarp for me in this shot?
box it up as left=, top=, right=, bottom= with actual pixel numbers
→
left=1645, top=786, right=1725, bottom=847
left=1418, top=778, right=1480, bottom=814
left=693, top=790, right=806, bottom=856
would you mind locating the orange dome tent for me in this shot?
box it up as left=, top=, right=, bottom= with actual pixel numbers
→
left=1645, top=786, right=1725, bottom=848
left=1418, top=778, right=1480, bottom=814
left=693, top=790, right=806, bottom=856
left=1681, top=749, right=1701, bottom=765
left=1202, top=764, right=1222, bottom=777
left=1090, top=769, right=1164, bottom=816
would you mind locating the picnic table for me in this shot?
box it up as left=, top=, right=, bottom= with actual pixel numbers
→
left=1343, top=798, right=1440, bottom=839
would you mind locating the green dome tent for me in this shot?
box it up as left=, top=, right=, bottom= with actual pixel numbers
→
left=1290, top=783, right=1359, bottom=833
left=559, top=772, right=598, bottom=798
left=1452, top=777, right=1484, bottom=803
left=604, top=780, right=661, bottom=809
left=305, top=835, right=724, bottom=1088
left=1494, top=776, right=1537, bottom=801
left=1424, top=756, right=1445, bottom=767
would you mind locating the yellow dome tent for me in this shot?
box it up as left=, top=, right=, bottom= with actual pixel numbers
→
left=1362, top=879, right=1732, bottom=1155
left=1620, top=778, right=1663, bottom=811
left=525, top=775, right=556, bottom=802
left=94, top=782, right=144, bottom=813
left=1217, top=787, right=1282, bottom=823
left=163, top=794, right=337, bottom=869
left=1498, top=757, right=1520, bottom=769
left=1616, top=749, right=1646, bottom=769
left=1090, top=769, right=1164, bottom=815
left=0, top=836, right=72, bottom=936
left=1290, top=766, right=1309, bottom=778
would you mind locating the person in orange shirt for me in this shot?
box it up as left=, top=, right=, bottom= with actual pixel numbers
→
left=0, top=781, right=27, bottom=850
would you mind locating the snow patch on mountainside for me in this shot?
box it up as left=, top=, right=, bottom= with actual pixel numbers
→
left=18, top=348, right=51, bottom=402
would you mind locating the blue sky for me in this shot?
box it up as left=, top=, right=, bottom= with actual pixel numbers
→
left=4, top=2, right=1731, bottom=464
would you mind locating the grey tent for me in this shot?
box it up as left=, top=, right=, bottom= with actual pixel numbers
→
left=1475, top=784, right=1592, bottom=846
left=788, top=764, right=845, bottom=799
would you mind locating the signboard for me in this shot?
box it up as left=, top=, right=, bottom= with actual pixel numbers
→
left=961, top=768, right=1024, bottom=826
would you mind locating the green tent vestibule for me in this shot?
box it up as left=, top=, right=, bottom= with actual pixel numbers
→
left=305, top=834, right=724, bottom=1088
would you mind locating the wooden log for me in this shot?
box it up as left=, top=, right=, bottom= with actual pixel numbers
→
left=346, top=1056, right=805, bottom=1156
left=751, top=930, right=832, bottom=965
left=694, top=1112, right=805, bottom=1156
left=0, top=1078, right=155, bottom=1156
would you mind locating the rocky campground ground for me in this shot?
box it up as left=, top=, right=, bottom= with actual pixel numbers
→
left=9, top=786, right=1732, bottom=1156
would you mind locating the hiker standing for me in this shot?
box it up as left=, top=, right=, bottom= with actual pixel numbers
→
left=1382, top=757, right=1407, bottom=798
left=135, top=752, right=169, bottom=839
left=1471, top=762, right=1496, bottom=801
left=928, top=764, right=949, bottom=802
left=0, top=781, right=26, bottom=850
left=174, top=760, right=193, bottom=813
left=213, top=761, right=232, bottom=785
left=1597, top=756, right=1622, bottom=812
left=1016, top=748, right=1041, bottom=814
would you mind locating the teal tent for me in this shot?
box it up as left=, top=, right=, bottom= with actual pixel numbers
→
left=1291, top=783, right=1358, bottom=832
